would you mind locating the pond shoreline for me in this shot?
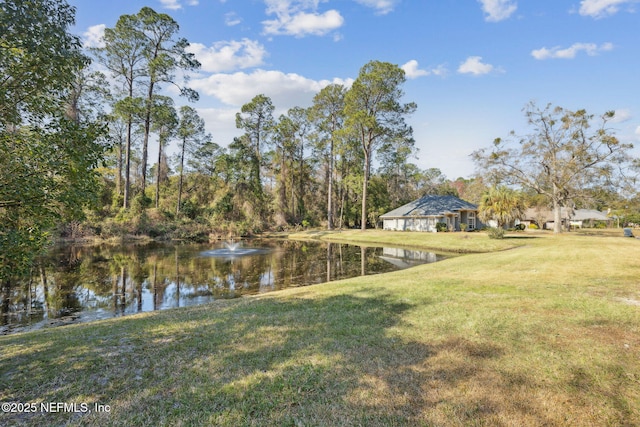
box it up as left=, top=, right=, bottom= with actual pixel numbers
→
left=53, top=229, right=292, bottom=247
left=2, top=236, right=446, bottom=335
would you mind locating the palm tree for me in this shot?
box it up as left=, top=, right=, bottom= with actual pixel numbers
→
left=478, top=186, right=527, bottom=230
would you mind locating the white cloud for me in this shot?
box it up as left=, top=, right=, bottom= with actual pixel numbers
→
left=478, top=0, right=517, bottom=22
left=191, top=69, right=353, bottom=145
left=578, top=0, right=638, bottom=18
left=635, top=125, right=640, bottom=138
left=188, top=39, right=268, bottom=72
left=262, top=0, right=344, bottom=37
left=195, top=107, right=239, bottom=144
left=82, top=24, right=106, bottom=48
left=401, top=60, right=448, bottom=79
left=531, top=42, right=614, bottom=60
left=190, top=69, right=353, bottom=107
left=264, top=10, right=344, bottom=36
left=353, top=0, right=400, bottom=15
left=159, top=0, right=182, bottom=10
left=225, top=12, right=242, bottom=26
left=457, top=56, right=497, bottom=75
left=402, top=60, right=428, bottom=79
left=158, top=0, right=199, bottom=9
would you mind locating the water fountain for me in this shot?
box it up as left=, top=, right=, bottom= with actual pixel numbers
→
left=224, top=241, right=240, bottom=251
left=200, top=240, right=268, bottom=258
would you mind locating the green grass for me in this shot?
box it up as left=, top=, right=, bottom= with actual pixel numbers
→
left=1, top=230, right=639, bottom=426
left=288, top=229, right=528, bottom=253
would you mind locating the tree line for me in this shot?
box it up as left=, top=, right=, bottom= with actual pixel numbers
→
left=82, top=7, right=464, bottom=237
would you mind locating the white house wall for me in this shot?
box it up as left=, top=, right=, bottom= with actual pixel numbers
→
left=383, top=217, right=439, bottom=232
left=383, top=215, right=485, bottom=232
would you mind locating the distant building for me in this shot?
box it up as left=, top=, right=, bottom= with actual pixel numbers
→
left=569, top=209, right=611, bottom=228
left=380, top=195, right=480, bottom=232
left=520, top=207, right=611, bottom=230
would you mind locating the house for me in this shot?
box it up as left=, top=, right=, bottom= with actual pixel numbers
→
left=520, top=207, right=611, bottom=230
left=380, top=195, right=480, bottom=232
left=569, top=209, right=611, bottom=228
left=520, top=207, right=571, bottom=230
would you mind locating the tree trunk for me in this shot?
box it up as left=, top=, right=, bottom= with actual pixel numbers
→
left=255, top=119, right=261, bottom=185
left=327, top=138, right=334, bottom=230
left=553, top=198, right=562, bottom=234
left=116, top=137, right=123, bottom=197
left=123, top=117, right=132, bottom=209
left=141, top=81, right=155, bottom=196
left=339, top=182, right=345, bottom=229
left=361, top=150, right=370, bottom=231
left=278, top=149, right=288, bottom=218
left=123, top=70, right=135, bottom=210
left=155, top=135, right=163, bottom=209
left=1, top=278, right=10, bottom=326
left=177, top=137, right=186, bottom=215
left=298, top=142, right=304, bottom=220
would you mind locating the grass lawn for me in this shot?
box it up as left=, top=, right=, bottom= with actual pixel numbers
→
left=1, top=230, right=639, bottom=426
left=288, top=229, right=527, bottom=253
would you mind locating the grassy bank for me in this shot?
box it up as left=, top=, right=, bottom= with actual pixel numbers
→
left=288, top=228, right=528, bottom=253
left=1, top=231, right=639, bottom=426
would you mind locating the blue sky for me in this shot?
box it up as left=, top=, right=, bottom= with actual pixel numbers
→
left=70, top=0, right=640, bottom=179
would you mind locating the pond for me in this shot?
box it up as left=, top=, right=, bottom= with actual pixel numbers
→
left=1, top=239, right=446, bottom=335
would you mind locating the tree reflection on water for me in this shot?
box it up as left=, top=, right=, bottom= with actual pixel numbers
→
left=0, top=239, right=444, bottom=334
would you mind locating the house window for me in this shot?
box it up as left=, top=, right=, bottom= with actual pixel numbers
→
left=468, top=212, right=476, bottom=230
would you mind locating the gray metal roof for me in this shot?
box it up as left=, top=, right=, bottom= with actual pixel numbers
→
left=523, top=208, right=610, bottom=222
left=571, top=209, right=610, bottom=221
left=380, top=195, right=478, bottom=218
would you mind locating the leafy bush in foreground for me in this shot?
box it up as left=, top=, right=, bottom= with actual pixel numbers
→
left=487, top=227, right=505, bottom=239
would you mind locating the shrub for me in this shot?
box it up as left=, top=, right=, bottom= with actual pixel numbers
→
left=213, top=192, right=235, bottom=215
left=160, top=209, right=175, bottom=221
left=168, top=222, right=208, bottom=242
left=132, top=194, right=152, bottom=213
left=487, top=227, right=505, bottom=239
left=179, top=199, right=199, bottom=220
left=111, top=193, right=124, bottom=211
left=57, top=221, right=95, bottom=239
left=134, top=210, right=151, bottom=235
left=529, top=223, right=539, bottom=230
left=100, top=218, right=131, bottom=238
left=436, top=222, right=448, bottom=232
left=460, top=223, right=468, bottom=232
left=623, top=213, right=640, bottom=227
